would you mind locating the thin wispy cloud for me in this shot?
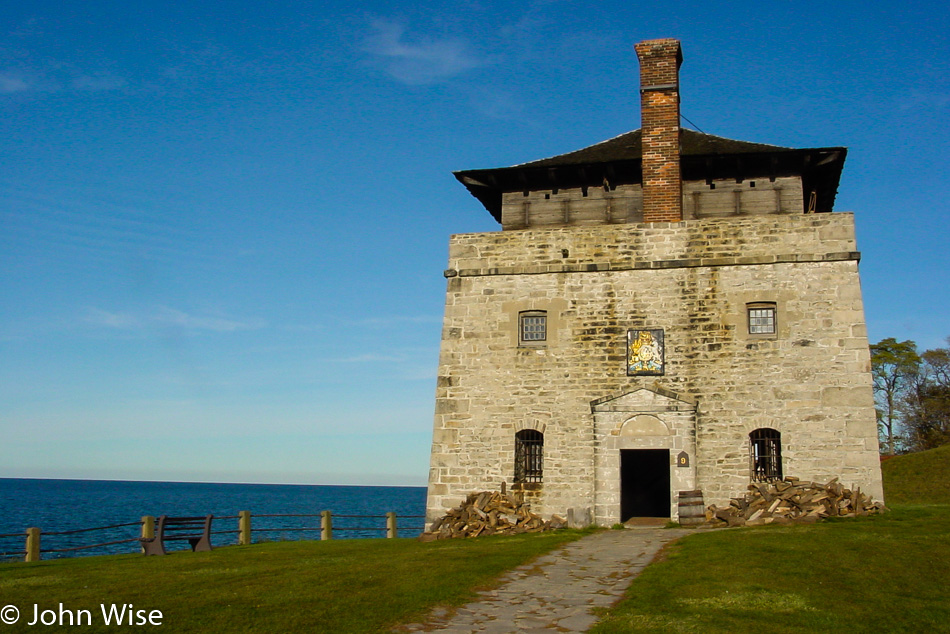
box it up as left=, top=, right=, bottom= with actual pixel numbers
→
left=85, top=308, right=140, bottom=329
left=71, top=73, right=126, bottom=91
left=330, top=352, right=438, bottom=381
left=153, top=307, right=265, bottom=333
left=362, top=18, right=483, bottom=85
left=160, top=41, right=233, bottom=81
left=335, top=353, right=405, bottom=364
left=281, top=323, right=325, bottom=333
left=466, top=86, right=526, bottom=121
left=0, top=180, right=212, bottom=267
left=897, top=89, right=950, bottom=112
left=0, top=67, right=127, bottom=95
left=357, top=314, right=442, bottom=328
left=0, top=72, right=29, bottom=93
left=84, top=307, right=265, bottom=334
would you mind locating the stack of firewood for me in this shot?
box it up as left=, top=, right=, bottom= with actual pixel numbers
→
left=705, top=477, right=888, bottom=527
left=420, top=490, right=566, bottom=540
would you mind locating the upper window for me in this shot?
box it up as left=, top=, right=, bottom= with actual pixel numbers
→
left=514, top=429, right=543, bottom=483
left=749, top=428, right=783, bottom=482
left=519, top=311, right=547, bottom=345
left=747, top=302, right=776, bottom=335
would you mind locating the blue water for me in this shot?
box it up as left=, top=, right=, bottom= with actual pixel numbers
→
left=0, top=479, right=426, bottom=561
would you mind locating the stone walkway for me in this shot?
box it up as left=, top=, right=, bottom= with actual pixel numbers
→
left=396, top=527, right=692, bottom=633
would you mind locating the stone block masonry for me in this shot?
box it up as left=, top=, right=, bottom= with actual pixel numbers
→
left=426, top=213, right=883, bottom=525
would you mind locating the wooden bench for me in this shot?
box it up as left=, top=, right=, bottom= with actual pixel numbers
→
left=140, top=515, right=213, bottom=556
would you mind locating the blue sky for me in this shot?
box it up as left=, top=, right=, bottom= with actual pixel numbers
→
left=1, top=1, right=948, bottom=486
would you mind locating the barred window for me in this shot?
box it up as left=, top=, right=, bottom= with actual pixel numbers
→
left=748, top=302, right=776, bottom=335
left=519, top=311, right=547, bottom=344
left=749, top=428, right=783, bottom=482
left=514, top=430, right=543, bottom=483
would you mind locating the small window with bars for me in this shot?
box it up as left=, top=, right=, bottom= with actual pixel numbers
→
left=749, top=428, right=783, bottom=482
left=748, top=302, right=776, bottom=335
left=514, top=429, right=543, bottom=483
left=519, top=310, right=547, bottom=345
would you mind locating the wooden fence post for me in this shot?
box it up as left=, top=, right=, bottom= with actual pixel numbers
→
left=141, top=516, right=154, bottom=539
left=321, top=510, right=333, bottom=541
left=239, top=511, right=252, bottom=546
left=140, top=516, right=154, bottom=554
left=25, top=527, right=40, bottom=563
left=386, top=512, right=397, bottom=539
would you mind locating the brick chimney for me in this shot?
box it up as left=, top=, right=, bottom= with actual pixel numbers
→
left=635, top=38, right=683, bottom=222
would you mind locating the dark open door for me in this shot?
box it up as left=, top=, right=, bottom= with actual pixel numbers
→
left=620, top=449, right=671, bottom=520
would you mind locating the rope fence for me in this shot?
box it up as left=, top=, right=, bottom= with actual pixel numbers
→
left=2, top=510, right=428, bottom=563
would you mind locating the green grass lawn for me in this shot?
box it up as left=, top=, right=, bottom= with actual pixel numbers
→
left=591, top=504, right=950, bottom=633
left=881, top=444, right=950, bottom=504
left=593, top=448, right=950, bottom=633
left=5, top=448, right=948, bottom=633
left=0, top=530, right=587, bottom=633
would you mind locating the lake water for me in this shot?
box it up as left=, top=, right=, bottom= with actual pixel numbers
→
left=0, top=478, right=427, bottom=561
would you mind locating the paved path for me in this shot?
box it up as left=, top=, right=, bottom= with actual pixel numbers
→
left=396, top=527, right=692, bottom=633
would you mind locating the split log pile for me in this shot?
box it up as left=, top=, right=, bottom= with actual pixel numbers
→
left=420, top=490, right=566, bottom=541
left=705, top=477, right=888, bottom=527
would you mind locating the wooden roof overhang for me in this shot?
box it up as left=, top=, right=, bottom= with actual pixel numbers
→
left=454, top=129, right=847, bottom=223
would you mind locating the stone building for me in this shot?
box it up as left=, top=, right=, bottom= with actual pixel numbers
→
left=426, top=38, right=883, bottom=526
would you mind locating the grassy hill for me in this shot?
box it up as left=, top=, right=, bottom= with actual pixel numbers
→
left=882, top=443, right=950, bottom=504
left=593, top=449, right=950, bottom=633
left=0, top=530, right=587, bottom=633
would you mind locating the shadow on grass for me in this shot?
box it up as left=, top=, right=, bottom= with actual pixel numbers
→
left=591, top=505, right=950, bottom=633
left=0, top=530, right=590, bottom=633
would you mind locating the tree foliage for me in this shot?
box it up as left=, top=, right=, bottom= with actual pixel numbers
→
left=903, top=344, right=950, bottom=451
left=871, top=337, right=950, bottom=454
left=870, top=338, right=920, bottom=454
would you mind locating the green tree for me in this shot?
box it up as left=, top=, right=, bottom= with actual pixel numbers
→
left=870, top=338, right=920, bottom=454
left=903, top=342, right=950, bottom=451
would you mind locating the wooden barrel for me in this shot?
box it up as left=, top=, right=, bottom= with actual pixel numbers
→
left=677, top=490, right=705, bottom=526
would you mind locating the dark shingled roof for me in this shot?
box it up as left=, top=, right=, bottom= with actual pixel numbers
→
left=514, top=129, right=790, bottom=167
left=454, top=128, right=847, bottom=222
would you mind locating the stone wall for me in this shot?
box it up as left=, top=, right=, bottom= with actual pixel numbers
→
left=426, top=213, right=883, bottom=524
